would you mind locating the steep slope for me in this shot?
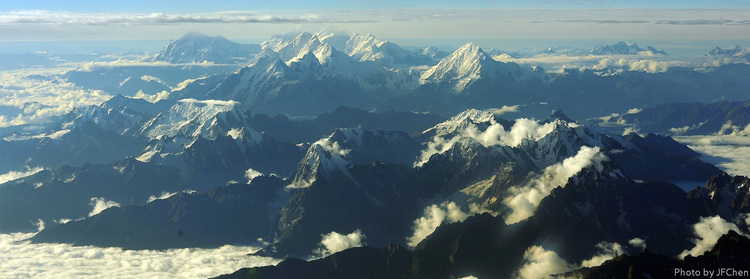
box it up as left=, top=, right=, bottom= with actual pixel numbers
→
left=265, top=128, right=424, bottom=257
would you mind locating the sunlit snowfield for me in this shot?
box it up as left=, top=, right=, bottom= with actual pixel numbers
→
left=0, top=231, right=279, bottom=279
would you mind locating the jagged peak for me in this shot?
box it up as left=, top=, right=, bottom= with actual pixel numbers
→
left=544, top=109, right=576, bottom=123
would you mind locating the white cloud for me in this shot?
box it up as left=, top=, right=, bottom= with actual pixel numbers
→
left=88, top=197, right=121, bottom=217
left=0, top=232, right=279, bottom=279
left=514, top=245, right=577, bottom=279
left=0, top=10, right=375, bottom=26
left=416, top=118, right=556, bottom=167
left=0, top=68, right=112, bottom=128
left=146, top=189, right=197, bottom=203
left=245, top=168, right=264, bottom=183
left=406, top=201, right=470, bottom=248
left=140, top=75, right=164, bottom=84
left=488, top=105, right=520, bottom=115
left=628, top=238, right=647, bottom=250
left=177, top=98, right=239, bottom=107
left=580, top=242, right=624, bottom=267
left=625, top=108, right=641, bottom=115
left=314, top=230, right=366, bottom=257
left=133, top=90, right=170, bottom=103
left=0, top=167, right=44, bottom=185
left=679, top=215, right=741, bottom=259
left=503, top=146, right=608, bottom=224
left=674, top=135, right=750, bottom=176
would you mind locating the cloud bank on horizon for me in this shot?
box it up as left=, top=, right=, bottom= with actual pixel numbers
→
left=1, top=4, right=748, bottom=42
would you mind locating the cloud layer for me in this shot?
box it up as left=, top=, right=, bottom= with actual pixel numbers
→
left=0, top=232, right=279, bottom=279
left=0, top=68, right=112, bottom=128
left=0, top=10, right=375, bottom=26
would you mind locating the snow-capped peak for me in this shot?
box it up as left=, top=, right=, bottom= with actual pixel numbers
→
left=420, top=42, right=493, bottom=91
left=137, top=98, right=245, bottom=140
left=425, top=108, right=499, bottom=137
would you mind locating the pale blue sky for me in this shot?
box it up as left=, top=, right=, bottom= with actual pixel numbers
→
left=1, top=0, right=748, bottom=42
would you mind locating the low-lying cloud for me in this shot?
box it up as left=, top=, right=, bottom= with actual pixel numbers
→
left=679, top=215, right=741, bottom=259
left=515, top=239, right=640, bottom=279
left=0, top=167, right=44, bottom=185
left=314, top=230, right=366, bottom=257
left=245, top=168, right=264, bottom=183
left=580, top=242, right=624, bottom=268
left=674, top=135, right=750, bottom=176
left=0, top=232, right=279, bottom=279
left=515, top=245, right=577, bottom=279
left=0, top=68, right=112, bottom=128
left=503, top=146, right=608, bottom=224
left=406, top=201, right=479, bottom=247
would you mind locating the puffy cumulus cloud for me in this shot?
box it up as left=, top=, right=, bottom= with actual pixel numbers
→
left=245, top=168, right=264, bottom=183
left=0, top=68, right=111, bottom=128
left=406, top=201, right=471, bottom=248
left=0, top=232, right=279, bottom=279
left=133, top=90, right=170, bottom=103
left=416, top=118, right=556, bottom=167
left=580, top=242, right=624, bottom=267
left=314, top=138, right=351, bottom=157
left=628, top=238, right=647, bottom=250
left=415, top=133, right=462, bottom=167
left=503, top=146, right=608, bottom=224
left=314, top=230, right=366, bottom=257
left=514, top=245, right=577, bottom=279
left=0, top=166, right=44, bottom=184
left=674, top=135, right=750, bottom=176
left=679, top=215, right=741, bottom=259
left=88, top=197, right=121, bottom=217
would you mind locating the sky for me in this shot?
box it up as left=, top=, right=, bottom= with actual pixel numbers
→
left=1, top=0, right=749, bottom=44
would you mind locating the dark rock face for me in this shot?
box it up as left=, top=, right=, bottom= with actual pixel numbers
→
left=215, top=244, right=413, bottom=279
left=687, top=173, right=750, bottom=221
left=31, top=176, right=285, bottom=250
left=560, top=230, right=750, bottom=279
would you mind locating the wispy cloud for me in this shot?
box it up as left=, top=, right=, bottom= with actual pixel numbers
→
left=0, top=10, right=377, bottom=26
left=656, top=19, right=734, bottom=25
left=558, top=19, right=650, bottom=24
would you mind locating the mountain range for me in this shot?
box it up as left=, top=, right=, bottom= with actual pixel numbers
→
left=3, top=30, right=750, bottom=278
